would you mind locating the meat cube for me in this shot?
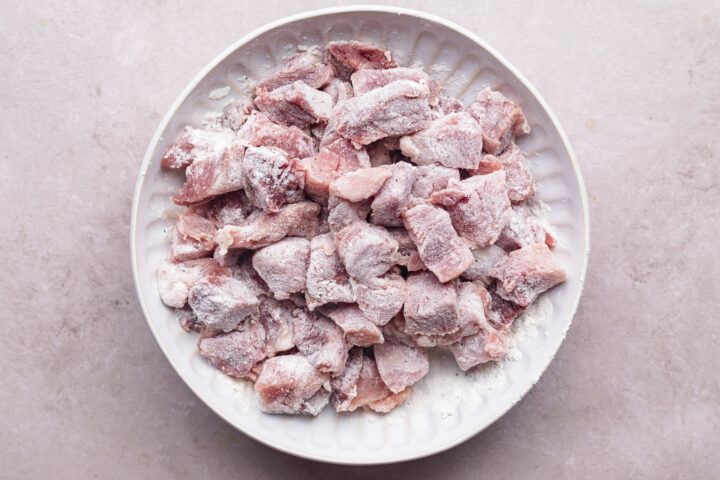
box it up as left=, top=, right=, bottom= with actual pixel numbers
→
left=237, top=111, right=318, bottom=160
left=228, top=254, right=270, bottom=297
left=215, top=201, right=320, bottom=252
left=496, top=203, right=555, bottom=251
left=257, top=298, right=296, bottom=356
left=327, top=195, right=371, bottom=233
left=176, top=305, right=201, bottom=332
left=322, top=77, right=354, bottom=106
left=320, top=303, right=384, bottom=347
left=351, top=67, right=439, bottom=105
left=349, top=271, right=406, bottom=326
left=334, top=221, right=399, bottom=281
left=462, top=245, right=508, bottom=285
left=291, top=309, right=348, bottom=375
left=403, top=271, right=459, bottom=336
left=487, top=288, right=526, bottom=329
left=198, top=321, right=267, bottom=378
left=347, top=356, right=394, bottom=411
left=449, top=328, right=508, bottom=371
left=187, top=275, right=261, bottom=332
left=305, top=233, right=354, bottom=310
left=255, top=81, right=333, bottom=128
left=169, top=210, right=218, bottom=262
left=437, top=96, right=463, bottom=115
left=370, top=161, right=416, bottom=227
left=161, top=128, right=234, bottom=169
left=241, top=146, right=305, bottom=212
left=492, top=144, right=535, bottom=202
left=334, top=80, right=433, bottom=145
left=402, top=204, right=473, bottom=282
left=207, top=190, right=254, bottom=227
left=410, top=165, right=460, bottom=201
left=489, top=243, right=567, bottom=306
left=467, top=88, right=530, bottom=154
left=468, top=153, right=504, bottom=176
left=300, top=387, right=331, bottom=416
left=252, top=237, right=311, bottom=300
left=387, top=228, right=417, bottom=266
left=172, top=140, right=246, bottom=205
left=367, top=388, right=410, bottom=413
left=399, top=112, right=483, bottom=169
left=255, top=52, right=334, bottom=94
left=374, top=341, right=429, bottom=393
left=331, top=347, right=364, bottom=412
left=157, top=258, right=228, bottom=308
left=324, top=41, right=397, bottom=81
left=329, top=166, right=392, bottom=202
left=301, top=138, right=371, bottom=203
left=255, top=354, right=329, bottom=414
left=367, top=142, right=393, bottom=167
left=221, top=100, right=254, bottom=131
left=431, top=171, right=511, bottom=246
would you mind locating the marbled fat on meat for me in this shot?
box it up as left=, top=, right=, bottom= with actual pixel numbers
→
left=257, top=297, right=296, bottom=356
left=157, top=258, right=228, bottom=308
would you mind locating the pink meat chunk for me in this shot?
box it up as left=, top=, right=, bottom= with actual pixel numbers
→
left=431, top=171, right=511, bottom=246
left=292, top=309, right=348, bottom=375
left=255, top=81, right=333, bottom=128
left=176, top=305, right=201, bottom=332
left=198, top=321, right=267, bottom=378
left=237, top=111, right=318, bottom=160
left=347, top=356, right=393, bottom=411
left=257, top=298, right=296, bottom=356
left=300, top=387, right=331, bottom=416
left=381, top=314, right=417, bottom=347
left=351, top=67, right=438, bottom=105
left=228, top=254, right=270, bottom=297
left=387, top=228, right=417, bottom=266
left=449, top=328, right=508, bottom=371
left=323, top=78, right=354, bottom=106
left=187, top=275, right=261, bottom=332
left=330, top=347, right=364, bottom=412
left=406, top=252, right=427, bottom=272
left=399, top=112, right=483, bottom=169
left=437, top=96, right=463, bottom=115
left=255, top=52, right=334, bottom=94
left=305, top=233, right=354, bottom=310
left=349, top=270, right=406, bottom=326
left=157, top=258, right=228, bottom=308
left=319, top=114, right=342, bottom=148
left=301, top=138, right=371, bottom=203
left=494, top=144, right=535, bottom=202
left=161, top=128, right=233, bottom=169
left=173, top=140, right=246, bottom=205
left=169, top=211, right=218, bottom=262
left=327, top=195, right=371, bottom=233
left=410, top=165, right=460, bottom=201
left=468, top=153, right=504, bottom=176
left=207, top=190, right=254, bottom=227
left=402, top=204, right=473, bottom=282
left=334, top=221, right=399, bottom=281
left=489, top=243, right=566, bottom=306
left=334, top=80, right=433, bottom=145
left=320, top=303, right=384, bottom=347
left=374, top=341, right=429, bottom=393
left=242, top=146, right=305, bottom=212
left=367, top=389, right=410, bottom=413
left=488, top=288, right=526, bottom=329
left=462, top=245, right=508, bottom=285
left=255, top=354, right=330, bottom=414
left=370, top=161, right=416, bottom=227
left=324, top=41, right=397, bottom=81
left=252, top=237, right=311, bottom=300
left=467, top=88, right=530, bottom=154
left=496, top=204, right=553, bottom=251
left=329, top=166, right=392, bottom=202
left=215, top=201, right=320, bottom=251
left=221, top=100, right=254, bottom=131
left=403, top=271, right=459, bottom=336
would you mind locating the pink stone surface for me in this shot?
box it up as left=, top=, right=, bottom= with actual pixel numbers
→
left=1, top=2, right=719, bottom=478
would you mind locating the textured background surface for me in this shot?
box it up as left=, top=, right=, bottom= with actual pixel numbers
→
left=1, top=1, right=718, bottom=478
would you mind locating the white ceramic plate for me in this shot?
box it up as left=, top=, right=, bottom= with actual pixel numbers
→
left=131, top=6, right=589, bottom=465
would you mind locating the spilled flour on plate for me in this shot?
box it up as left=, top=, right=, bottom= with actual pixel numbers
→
left=208, top=86, right=231, bottom=100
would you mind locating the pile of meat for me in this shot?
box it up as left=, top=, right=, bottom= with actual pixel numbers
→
left=157, top=41, right=566, bottom=416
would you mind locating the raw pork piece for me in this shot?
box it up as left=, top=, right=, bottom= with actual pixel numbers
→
left=351, top=67, right=439, bottom=105
left=329, top=166, right=392, bottom=202
left=255, top=53, right=334, bottom=94
left=387, top=228, right=417, bottom=266
left=431, top=171, right=511, bottom=246
left=449, top=327, right=508, bottom=371
left=221, top=100, right=254, bottom=131
left=403, top=271, right=459, bottom=336
left=320, top=304, right=384, bottom=347
left=381, top=314, right=416, bottom=347
left=324, top=41, right=397, bottom=81
left=207, top=190, right=254, bottom=227
left=370, top=161, right=416, bottom=227
left=489, top=243, right=566, bottom=306
left=172, top=140, right=246, bottom=205
left=242, top=146, right=305, bottom=212
left=347, top=356, right=393, bottom=412
left=176, top=305, right=201, bottom=332
left=334, top=221, right=399, bottom=281
left=187, top=275, right=261, bottom=332
left=301, top=138, right=371, bottom=203
left=367, top=389, right=410, bottom=413
left=157, top=258, right=228, bottom=308
left=496, top=203, right=553, bottom=251
left=488, top=288, right=526, bottom=329
left=327, top=196, right=372, bottom=233
left=323, top=78, right=354, bottom=106
left=331, top=347, right=364, bottom=412
left=367, top=142, right=393, bottom=167
left=237, top=111, right=318, bottom=160
left=437, top=96, right=463, bottom=115
left=406, top=252, right=427, bottom=272
left=334, top=80, right=433, bottom=145
left=198, top=321, right=267, bottom=378
left=215, top=201, right=320, bottom=252
left=495, top=144, right=535, bottom=202
left=255, top=81, right=333, bottom=128
left=255, top=354, right=329, bottom=414
left=399, top=112, right=483, bottom=169
left=468, top=153, right=504, bottom=176
left=169, top=211, right=218, bottom=262
left=300, top=387, right=331, bottom=416
left=462, top=245, right=508, bottom=285
left=318, top=114, right=342, bottom=148
left=228, top=254, right=270, bottom=297
left=349, top=270, right=406, bottom=326
left=402, top=204, right=473, bottom=282
left=467, top=88, right=530, bottom=154
left=374, top=342, right=429, bottom=393
left=257, top=298, right=296, bottom=356
left=161, top=128, right=234, bottom=169
left=252, top=237, right=311, bottom=300
left=305, top=233, right=354, bottom=310
left=410, top=165, right=460, bottom=201
left=292, top=309, right=348, bottom=375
